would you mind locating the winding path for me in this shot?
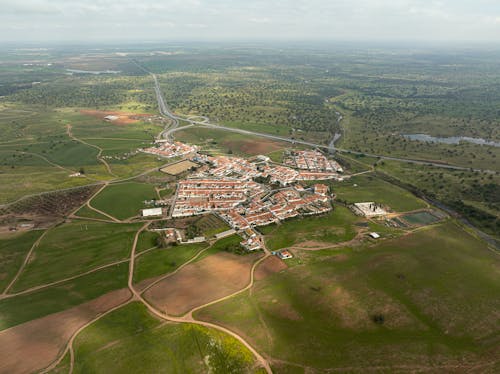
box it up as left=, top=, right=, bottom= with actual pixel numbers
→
left=66, top=124, right=117, bottom=178
left=1, top=229, right=51, bottom=295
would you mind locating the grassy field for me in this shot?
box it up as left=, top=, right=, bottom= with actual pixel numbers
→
left=90, top=182, right=157, bottom=220
left=135, top=230, right=160, bottom=253
left=133, top=242, right=207, bottom=283
left=196, top=221, right=500, bottom=371
left=334, top=174, right=427, bottom=212
left=0, top=262, right=128, bottom=330
left=260, top=206, right=360, bottom=251
left=193, top=214, right=231, bottom=238
left=11, top=221, right=141, bottom=291
left=74, top=204, right=111, bottom=220
left=0, top=230, right=44, bottom=292
left=71, top=302, right=256, bottom=373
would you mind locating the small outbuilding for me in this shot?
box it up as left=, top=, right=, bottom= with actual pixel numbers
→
left=277, top=250, right=293, bottom=260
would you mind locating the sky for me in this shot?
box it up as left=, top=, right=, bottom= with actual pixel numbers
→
left=1, top=0, right=500, bottom=43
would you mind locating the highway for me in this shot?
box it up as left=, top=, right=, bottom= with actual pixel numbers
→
left=146, top=69, right=495, bottom=174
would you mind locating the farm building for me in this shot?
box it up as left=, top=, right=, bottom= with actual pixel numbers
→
left=141, top=207, right=163, bottom=217
left=277, top=250, right=293, bottom=260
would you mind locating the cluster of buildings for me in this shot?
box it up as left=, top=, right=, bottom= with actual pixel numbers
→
left=140, top=140, right=198, bottom=159
left=218, top=184, right=331, bottom=230
left=202, top=156, right=260, bottom=180
left=284, top=150, right=343, bottom=173
left=172, top=178, right=265, bottom=218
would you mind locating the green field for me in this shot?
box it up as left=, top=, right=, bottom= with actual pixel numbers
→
left=0, top=230, right=43, bottom=292
left=261, top=206, right=360, bottom=251
left=334, top=174, right=427, bottom=212
left=0, top=262, right=129, bottom=330
left=90, top=182, right=157, bottom=220
left=196, top=222, right=500, bottom=371
left=71, top=302, right=256, bottom=373
left=135, top=230, right=160, bottom=253
left=11, top=221, right=141, bottom=291
left=134, top=242, right=207, bottom=283
left=74, top=204, right=111, bottom=220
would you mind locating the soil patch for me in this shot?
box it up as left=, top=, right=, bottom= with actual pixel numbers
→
left=222, top=138, right=285, bottom=156
left=80, top=110, right=151, bottom=125
left=144, top=252, right=261, bottom=316
left=0, top=288, right=130, bottom=374
left=255, top=256, right=287, bottom=281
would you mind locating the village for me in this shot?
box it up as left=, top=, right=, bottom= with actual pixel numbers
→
left=139, top=139, right=345, bottom=256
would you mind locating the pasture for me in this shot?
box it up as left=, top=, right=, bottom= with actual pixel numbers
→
left=261, top=206, right=360, bottom=251
left=0, top=230, right=43, bottom=292
left=11, top=221, right=141, bottom=291
left=334, top=174, right=427, bottom=212
left=196, top=221, right=500, bottom=371
left=90, top=182, right=157, bottom=220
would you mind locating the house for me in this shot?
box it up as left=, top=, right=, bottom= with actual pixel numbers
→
left=313, top=183, right=329, bottom=196
left=369, top=232, right=380, bottom=239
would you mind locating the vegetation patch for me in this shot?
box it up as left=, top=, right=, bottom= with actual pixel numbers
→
left=90, top=182, right=157, bottom=220
left=0, top=230, right=43, bottom=292
left=11, top=220, right=141, bottom=291
left=334, top=174, right=427, bottom=212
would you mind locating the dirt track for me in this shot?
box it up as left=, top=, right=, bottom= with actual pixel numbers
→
left=0, top=288, right=130, bottom=374
left=144, top=251, right=262, bottom=316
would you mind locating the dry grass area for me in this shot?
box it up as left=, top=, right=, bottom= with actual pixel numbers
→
left=160, top=160, right=198, bottom=175
left=143, top=252, right=262, bottom=316
left=254, top=256, right=287, bottom=281
left=0, top=288, right=130, bottom=374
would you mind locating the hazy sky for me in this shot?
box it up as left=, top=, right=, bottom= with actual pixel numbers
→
left=1, top=0, right=499, bottom=43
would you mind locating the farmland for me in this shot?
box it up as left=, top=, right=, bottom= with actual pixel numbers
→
left=90, top=182, right=157, bottom=220
left=11, top=221, right=141, bottom=291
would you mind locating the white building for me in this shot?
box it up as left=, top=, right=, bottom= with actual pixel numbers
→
left=141, top=208, right=163, bottom=217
